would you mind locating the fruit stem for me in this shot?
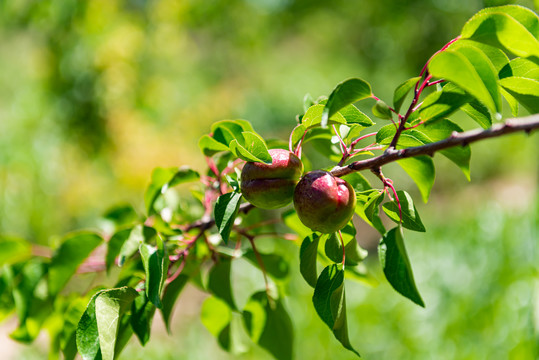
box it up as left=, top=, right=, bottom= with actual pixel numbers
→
left=385, top=179, right=402, bottom=223
left=371, top=167, right=402, bottom=222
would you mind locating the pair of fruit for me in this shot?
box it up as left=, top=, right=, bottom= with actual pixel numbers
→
left=240, top=149, right=356, bottom=234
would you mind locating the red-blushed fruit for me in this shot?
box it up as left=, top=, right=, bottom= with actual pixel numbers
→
left=241, top=149, right=304, bottom=209
left=293, top=170, right=356, bottom=233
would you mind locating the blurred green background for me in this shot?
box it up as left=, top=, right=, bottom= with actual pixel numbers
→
left=0, top=0, right=537, bottom=359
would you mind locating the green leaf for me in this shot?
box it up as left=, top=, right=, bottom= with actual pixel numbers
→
left=355, top=190, right=386, bottom=235
left=234, top=119, right=256, bottom=133
left=214, top=192, right=242, bottom=244
left=499, top=57, right=539, bottom=80
left=101, top=204, right=138, bottom=231
left=225, top=173, right=241, bottom=192
left=377, top=120, right=471, bottom=181
left=0, top=235, right=31, bottom=266
left=461, top=100, right=492, bottom=129
left=229, top=131, right=272, bottom=164
left=501, top=87, right=520, bottom=116
left=201, top=296, right=248, bottom=354
left=461, top=5, right=539, bottom=58
left=198, top=134, right=230, bottom=156
left=111, top=310, right=133, bottom=359
left=243, top=292, right=294, bottom=360
left=95, top=287, right=138, bottom=360
left=324, top=233, right=343, bottom=264
left=428, top=48, right=500, bottom=114
left=144, top=166, right=200, bottom=215
left=282, top=209, right=312, bottom=240
left=393, top=77, right=421, bottom=113
left=455, top=45, right=502, bottom=112
left=290, top=125, right=335, bottom=150
left=130, top=292, right=156, bottom=346
left=341, top=172, right=371, bottom=192
left=322, top=78, right=372, bottom=127
left=60, top=297, right=90, bottom=360
left=449, top=40, right=510, bottom=72
left=303, top=104, right=347, bottom=129
left=10, top=259, right=50, bottom=343
left=376, top=124, right=423, bottom=147
left=208, top=119, right=264, bottom=160
left=340, top=124, right=366, bottom=144
left=379, top=227, right=424, bottom=307
left=382, top=191, right=426, bottom=232
left=160, top=273, right=189, bottom=333
left=500, top=76, right=539, bottom=113
left=339, top=222, right=366, bottom=266
left=76, top=291, right=103, bottom=360
left=208, top=257, right=237, bottom=310
left=212, top=120, right=246, bottom=145
left=372, top=100, right=393, bottom=120
left=312, top=265, right=360, bottom=357
left=118, top=225, right=156, bottom=266
left=303, top=93, right=315, bottom=112
left=419, top=83, right=470, bottom=123
left=139, top=236, right=169, bottom=308
left=339, top=104, right=375, bottom=126
left=397, top=156, right=435, bottom=203
left=105, top=228, right=131, bottom=273
left=201, top=295, right=231, bottom=345
left=343, top=237, right=367, bottom=267
left=416, top=119, right=472, bottom=180
left=299, top=233, right=320, bottom=288
left=243, top=251, right=289, bottom=280
left=49, top=232, right=103, bottom=296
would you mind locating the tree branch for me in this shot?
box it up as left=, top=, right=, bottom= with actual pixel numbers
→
left=330, top=114, right=539, bottom=178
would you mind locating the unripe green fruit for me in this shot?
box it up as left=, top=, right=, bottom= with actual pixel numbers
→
left=293, top=170, right=356, bottom=233
left=241, top=149, right=303, bottom=209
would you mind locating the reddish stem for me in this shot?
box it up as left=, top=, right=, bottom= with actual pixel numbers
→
left=350, top=132, right=377, bottom=149
left=427, top=79, right=445, bottom=87
left=206, top=157, right=220, bottom=178
left=384, top=178, right=402, bottom=223
left=289, top=123, right=302, bottom=153
left=294, top=129, right=308, bottom=158
left=166, top=255, right=186, bottom=284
